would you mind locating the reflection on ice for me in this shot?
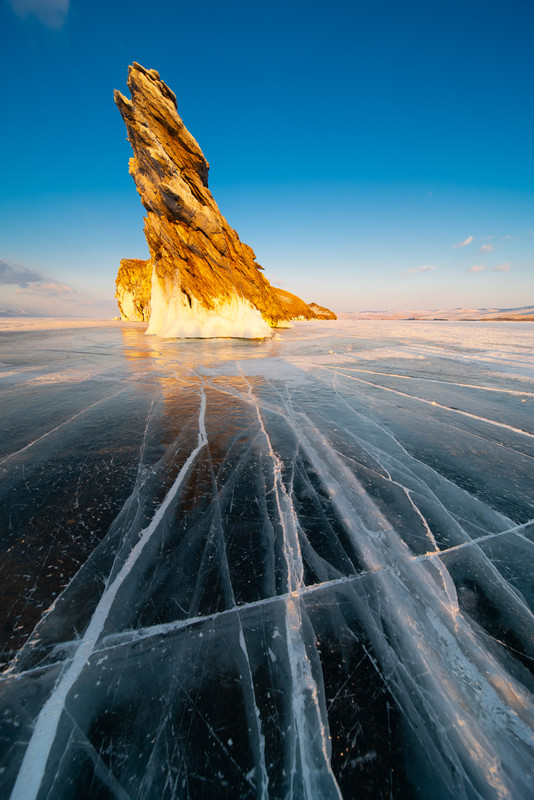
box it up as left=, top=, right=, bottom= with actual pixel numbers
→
left=0, top=320, right=533, bottom=798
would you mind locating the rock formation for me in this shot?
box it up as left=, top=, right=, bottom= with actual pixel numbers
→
left=115, top=259, right=151, bottom=321
left=307, top=302, right=337, bottom=320
left=115, top=257, right=337, bottom=326
left=115, top=64, right=335, bottom=337
left=273, top=288, right=336, bottom=321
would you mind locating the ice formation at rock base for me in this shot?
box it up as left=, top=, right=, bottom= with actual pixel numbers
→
left=0, top=319, right=533, bottom=799
left=147, top=273, right=273, bottom=339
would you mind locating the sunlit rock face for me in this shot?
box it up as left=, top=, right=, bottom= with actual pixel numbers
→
left=273, top=287, right=315, bottom=320
left=307, top=302, right=337, bottom=320
left=114, top=63, right=300, bottom=338
left=115, top=258, right=151, bottom=321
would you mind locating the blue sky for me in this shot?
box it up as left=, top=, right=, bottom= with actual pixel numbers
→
left=1, top=0, right=533, bottom=316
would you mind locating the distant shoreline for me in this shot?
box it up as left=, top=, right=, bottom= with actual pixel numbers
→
left=337, top=307, right=534, bottom=322
left=0, top=318, right=147, bottom=333
left=1, top=315, right=533, bottom=334
left=408, top=316, right=534, bottom=322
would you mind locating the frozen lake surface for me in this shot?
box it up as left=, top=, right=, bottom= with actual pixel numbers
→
left=0, top=319, right=533, bottom=799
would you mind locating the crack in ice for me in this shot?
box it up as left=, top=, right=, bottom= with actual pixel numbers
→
left=9, top=384, right=208, bottom=800
left=0, top=389, right=128, bottom=467
left=322, top=366, right=534, bottom=440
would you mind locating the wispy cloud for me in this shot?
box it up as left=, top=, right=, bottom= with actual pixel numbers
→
left=492, top=262, right=511, bottom=273
left=0, top=258, right=48, bottom=287
left=1, top=258, right=74, bottom=296
left=453, top=235, right=474, bottom=248
left=6, top=0, right=69, bottom=29
left=402, top=265, right=437, bottom=277
left=16, top=282, right=74, bottom=297
left=501, top=235, right=511, bottom=240
left=480, top=243, right=494, bottom=253
left=466, top=264, right=486, bottom=273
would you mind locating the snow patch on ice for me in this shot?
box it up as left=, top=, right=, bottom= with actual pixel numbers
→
left=146, top=272, right=272, bottom=339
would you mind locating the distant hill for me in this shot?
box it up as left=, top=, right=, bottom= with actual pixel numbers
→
left=0, top=308, right=44, bottom=318
left=338, top=306, right=534, bottom=321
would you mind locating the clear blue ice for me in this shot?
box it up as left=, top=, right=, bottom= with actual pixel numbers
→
left=1, top=319, right=533, bottom=799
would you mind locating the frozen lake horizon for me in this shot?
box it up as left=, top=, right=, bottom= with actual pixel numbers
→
left=1, top=318, right=533, bottom=799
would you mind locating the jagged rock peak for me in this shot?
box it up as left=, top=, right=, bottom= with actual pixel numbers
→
left=115, top=63, right=298, bottom=337
left=130, top=63, right=178, bottom=111
left=114, top=63, right=210, bottom=193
